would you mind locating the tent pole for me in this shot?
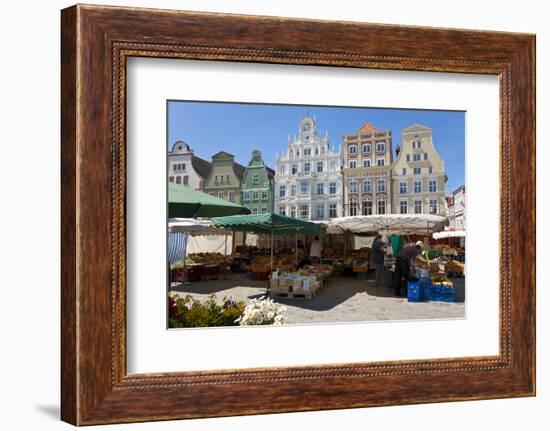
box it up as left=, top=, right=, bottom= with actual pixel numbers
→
left=270, top=229, right=274, bottom=273
left=295, top=233, right=298, bottom=267
left=224, top=234, right=228, bottom=256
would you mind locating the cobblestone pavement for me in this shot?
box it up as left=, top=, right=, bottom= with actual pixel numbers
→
left=171, top=274, right=465, bottom=325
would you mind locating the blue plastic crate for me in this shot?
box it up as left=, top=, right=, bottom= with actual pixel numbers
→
left=407, top=281, right=422, bottom=302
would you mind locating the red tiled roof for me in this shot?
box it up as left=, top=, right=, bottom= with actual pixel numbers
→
left=357, top=122, right=379, bottom=133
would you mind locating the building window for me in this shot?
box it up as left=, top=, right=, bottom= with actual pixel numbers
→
left=169, top=176, right=174, bottom=183
left=329, top=203, right=337, bottom=218
left=377, top=179, right=386, bottom=193
left=363, top=159, right=371, bottom=167
left=414, top=200, right=422, bottom=214
left=363, top=200, right=373, bottom=215
left=429, top=179, right=437, bottom=192
left=183, top=175, right=189, bottom=185
left=349, top=180, right=357, bottom=193
left=299, top=204, right=309, bottom=219
left=300, top=180, right=309, bottom=194
left=349, top=145, right=357, bottom=154
left=317, top=161, right=323, bottom=173
left=362, top=144, right=371, bottom=153
left=413, top=154, right=421, bottom=162
left=329, top=182, right=337, bottom=194
left=377, top=199, right=386, bottom=215
left=414, top=180, right=422, bottom=193
left=243, top=191, right=250, bottom=201
left=424, top=153, right=428, bottom=160
left=175, top=176, right=182, bottom=184
left=376, top=142, right=385, bottom=152
left=418, top=141, right=422, bottom=148
left=291, top=184, right=296, bottom=196
left=228, top=191, right=235, bottom=202
left=349, top=200, right=358, bottom=216
left=399, top=181, right=407, bottom=194
left=428, top=167, right=433, bottom=174
left=209, top=192, right=215, bottom=196
left=400, top=200, right=408, bottom=214
left=315, top=203, right=325, bottom=219
left=226, top=175, right=230, bottom=182
left=290, top=206, right=297, bottom=218
left=291, top=164, right=298, bottom=174
left=253, top=191, right=259, bottom=200
left=279, top=206, right=286, bottom=216
left=279, top=166, right=285, bottom=175
left=218, top=191, right=224, bottom=199
left=316, top=183, right=324, bottom=195
left=252, top=208, right=258, bottom=215
left=261, top=207, right=267, bottom=214
left=377, top=159, right=385, bottom=166
left=252, top=174, right=259, bottom=185
left=304, top=148, right=311, bottom=156
left=429, top=199, right=438, bottom=214
left=279, top=185, right=286, bottom=198
left=331, top=162, right=336, bottom=172
left=261, top=190, right=268, bottom=200
left=304, top=162, right=311, bottom=173
left=406, top=154, right=410, bottom=162
left=402, top=168, right=406, bottom=175
left=414, top=167, right=421, bottom=175
left=349, top=160, right=357, bottom=168
left=363, top=179, right=371, bottom=193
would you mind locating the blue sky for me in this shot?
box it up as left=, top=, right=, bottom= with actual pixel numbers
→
left=168, top=101, right=465, bottom=194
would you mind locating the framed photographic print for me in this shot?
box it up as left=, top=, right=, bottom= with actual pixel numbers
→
left=61, top=4, right=536, bottom=425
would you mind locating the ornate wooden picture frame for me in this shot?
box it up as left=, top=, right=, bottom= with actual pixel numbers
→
left=61, top=4, right=535, bottom=425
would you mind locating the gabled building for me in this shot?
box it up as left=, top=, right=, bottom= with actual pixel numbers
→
left=275, top=115, right=343, bottom=220
left=391, top=124, right=447, bottom=216
left=342, top=122, right=393, bottom=216
left=240, top=150, right=275, bottom=215
left=167, top=141, right=211, bottom=191
left=203, top=151, right=245, bottom=204
left=447, top=185, right=465, bottom=229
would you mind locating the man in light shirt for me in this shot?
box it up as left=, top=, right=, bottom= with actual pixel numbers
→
left=309, top=236, right=322, bottom=264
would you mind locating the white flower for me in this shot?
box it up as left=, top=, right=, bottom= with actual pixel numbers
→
left=238, top=297, right=287, bottom=326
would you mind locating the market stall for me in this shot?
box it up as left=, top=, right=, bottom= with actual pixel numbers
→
left=168, top=218, right=233, bottom=284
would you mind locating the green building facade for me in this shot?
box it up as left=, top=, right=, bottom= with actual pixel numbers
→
left=240, top=150, right=275, bottom=215
left=203, top=151, right=245, bottom=204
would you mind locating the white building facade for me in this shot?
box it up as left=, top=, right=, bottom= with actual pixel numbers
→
left=275, top=116, right=343, bottom=220
left=167, top=141, right=211, bottom=191
left=447, top=185, right=466, bottom=229
left=391, top=124, right=447, bottom=216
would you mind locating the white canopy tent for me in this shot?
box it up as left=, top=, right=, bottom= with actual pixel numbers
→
left=329, top=214, right=449, bottom=235
left=433, top=229, right=466, bottom=240
left=168, top=218, right=230, bottom=236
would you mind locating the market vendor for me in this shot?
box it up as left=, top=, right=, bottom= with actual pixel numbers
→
left=309, top=236, right=323, bottom=264
left=395, top=241, right=423, bottom=297
left=372, top=234, right=386, bottom=287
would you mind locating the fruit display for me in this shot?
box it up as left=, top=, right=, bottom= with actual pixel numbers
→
left=322, top=247, right=340, bottom=259
left=187, top=252, right=227, bottom=265
left=246, top=254, right=296, bottom=273
left=354, top=247, right=370, bottom=259
left=298, top=264, right=333, bottom=279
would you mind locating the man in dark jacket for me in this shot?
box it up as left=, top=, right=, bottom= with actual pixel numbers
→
left=395, top=241, right=423, bottom=296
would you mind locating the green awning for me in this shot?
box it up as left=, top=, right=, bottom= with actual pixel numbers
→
left=211, top=213, right=324, bottom=236
left=168, top=183, right=250, bottom=218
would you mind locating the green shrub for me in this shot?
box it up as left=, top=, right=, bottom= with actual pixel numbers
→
left=168, top=294, right=245, bottom=328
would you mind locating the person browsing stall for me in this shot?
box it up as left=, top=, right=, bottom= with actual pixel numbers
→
left=395, top=241, right=424, bottom=297
left=309, top=236, right=322, bottom=264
